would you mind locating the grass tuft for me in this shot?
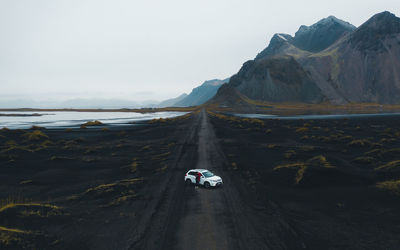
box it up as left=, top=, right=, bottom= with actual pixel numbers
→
left=348, top=139, right=372, bottom=147
left=21, top=130, right=49, bottom=142
left=0, top=226, right=29, bottom=234
left=0, top=202, right=60, bottom=213
left=375, top=160, right=400, bottom=171
left=376, top=179, right=400, bottom=195
left=81, top=120, right=103, bottom=127
left=353, top=156, right=375, bottom=164
left=296, top=127, right=309, bottom=133
left=274, top=155, right=335, bottom=185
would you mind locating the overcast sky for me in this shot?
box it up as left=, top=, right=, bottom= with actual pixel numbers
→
left=1, top=0, right=400, bottom=104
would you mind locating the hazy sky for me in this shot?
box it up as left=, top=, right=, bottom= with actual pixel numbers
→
left=1, top=0, right=400, bottom=103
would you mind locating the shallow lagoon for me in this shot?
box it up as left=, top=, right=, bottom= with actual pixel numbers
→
left=0, top=111, right=187, bottom=129
left=233, top=112, right=400, bottom=120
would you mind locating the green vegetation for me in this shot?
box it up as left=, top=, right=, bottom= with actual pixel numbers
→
left=68, top=178, right=144, bottom=207
left=49, top=156, right=74, bottom=161
left=81, top=120, right=103, bottom=127
left=376, top=179, right=400, bottom=195
left=118, top=130, right=127, bottom=137
left=141, top=145, right=151, bottom=151
left=130, top=159, right=139, bottom=173
left=299, top=145, right=316, bottom=152
left=106, top=194, right=137, bottom=207
left=208, top=111, right=266, bottom=129
left=151, top=152, right=171, bottom=161
left=84, top=178, right=143, bottom=196
left=364, top=148, right=400, bottom=158
left=348, top=139, right=373, bottom=147
left=21, top=130, right=49, bottom=141
left=231, top=162, right=238, bottom=170
left=0, top=203, right=60, bottom=213
left=29, top=125, right=44, bottom=130
left=274, top=155, right=335, bottom=185
left=266, top=144, right=277, bottom=149
left=19, top=180, right=33, bottom=185
left=62, top=140, right=78, bottom=150
left=308, top=134, right=353, bottom=144
left=156, top=164, right=168, bottom=173
left=1, top=135, right=53, bottom=155
left=0, top=226, right=29, bottom=234
left=149, top=112, right=194, bottom=124
left=375, top=160, right=400, bottom=171
left=0, top=197, right=63, bottom=247
left=295, top=127, right=309, bottom=133
left=284, top=150, right=297, bottom=159
left=353, top=156, right=375, bottom=164
left=380, top=138, right=397, bottom=144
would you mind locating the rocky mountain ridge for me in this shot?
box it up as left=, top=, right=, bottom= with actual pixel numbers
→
left=212, top=11, right=400, bottom=105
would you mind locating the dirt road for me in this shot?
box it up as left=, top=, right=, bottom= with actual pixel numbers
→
left=132, top=109, right=304, bottom=250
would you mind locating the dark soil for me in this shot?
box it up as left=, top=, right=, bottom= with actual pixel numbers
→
left=1, top=110, right=400, bottom=249
left=209, top=112, right=400, bottom=249
left=0, top=116, right=192, bottom=249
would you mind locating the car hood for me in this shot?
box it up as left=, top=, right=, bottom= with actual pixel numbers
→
left=206, top=176, right=222, bottom=181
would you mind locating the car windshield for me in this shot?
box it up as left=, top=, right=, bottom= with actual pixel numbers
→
left=202, top=171, right=214, bottom=178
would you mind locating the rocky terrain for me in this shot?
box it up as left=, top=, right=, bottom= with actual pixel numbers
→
left=212, top=11, right=400, bottom=106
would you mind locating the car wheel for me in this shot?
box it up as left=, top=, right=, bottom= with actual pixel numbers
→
left=204, top=182, right=210, bottom=188
left=185, top=179, right=192, bottom=185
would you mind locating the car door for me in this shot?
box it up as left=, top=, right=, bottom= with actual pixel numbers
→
left=199, top=173, right=205, bottom=185
left=188, top=171, right=196, bottom=183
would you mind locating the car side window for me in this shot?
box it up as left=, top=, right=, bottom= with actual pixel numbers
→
left=188, top=171, right=196, bottom=176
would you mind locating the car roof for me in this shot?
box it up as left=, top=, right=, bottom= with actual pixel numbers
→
left=188, top=169, right=208, bottom=172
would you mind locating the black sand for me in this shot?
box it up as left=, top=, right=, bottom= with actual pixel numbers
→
left=1, top=110, right=400, bottom=249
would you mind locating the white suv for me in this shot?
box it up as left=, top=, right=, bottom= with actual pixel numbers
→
left=184, top=169, right=223, bottom=188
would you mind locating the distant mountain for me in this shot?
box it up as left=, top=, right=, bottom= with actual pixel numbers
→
left=157, top=93, right=188, bottom=108
left=158, top=78, right=229, bottom=107
left=212, top=11, right=400, bottom=105
left=0, top=98, right=155, bottom=109
left=174, top=78, right=229, bottom=107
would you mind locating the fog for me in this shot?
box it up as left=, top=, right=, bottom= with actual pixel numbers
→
left=1, top=0, right=399, bottom=107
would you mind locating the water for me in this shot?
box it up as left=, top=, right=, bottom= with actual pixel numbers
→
left=233, top=112, right=400, bottom=120
left=0, top=111, right=188, bottom=129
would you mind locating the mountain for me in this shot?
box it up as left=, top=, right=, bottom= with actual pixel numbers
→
left=212, top=11, right=400, bottom=106
left=158, top=78, right=229, bottom=107
left=228, top=57, right=323, bottom=103
left=0, top=98, right=153, bottom=109
left=174, top=78, right=229, bottom=107
left=302, top=11, right=400, bottom=103
left=207, top=83, right=255, bottom=111
left=157, top=93, right=188, bottom=108
left=292, top=16, right=355, bottom=53
left=256, top=16, right=355, bottom=59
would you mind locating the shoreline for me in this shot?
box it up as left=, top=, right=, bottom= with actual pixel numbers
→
left=0, top=107, right=197, bottom=113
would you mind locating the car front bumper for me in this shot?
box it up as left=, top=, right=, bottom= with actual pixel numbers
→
left=211, top=181, right=223, bottom=187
